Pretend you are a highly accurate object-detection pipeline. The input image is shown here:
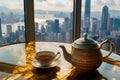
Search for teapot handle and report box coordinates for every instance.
[99,39,113,58]
[54,52,61,60]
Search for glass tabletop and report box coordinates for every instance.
[0,42,120,80]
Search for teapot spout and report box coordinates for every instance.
[59,45,72,63]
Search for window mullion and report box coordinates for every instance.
[24,0,35,43]
[73,0,82,40]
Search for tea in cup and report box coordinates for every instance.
[35,51,61,66]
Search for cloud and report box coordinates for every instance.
[114,0,120,5]
[88,0,120,11]
[47,0,66,7]
[93,0,120,7]
[96,0,115,6]
[37,0,47,2]
[35,0,73,12]
[0,0,23,9]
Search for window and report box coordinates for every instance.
[0,0,25,66]
[81,0,120,55]
[0,0,119,64]
[0,0,25,46]
[34,0,73,43]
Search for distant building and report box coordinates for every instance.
[18,26,20,31]
[84,0,91,33]
[46,20,54,33]
[100,5,109,39]
[70,12,73,28]
[66,29,73,42]
[62,17,70,32]
[108,18,114,34]
[113,18,120,31]
[41,25,45,33]
[115,36,120,54]
[22,26,24,31]
[35,22,39,32]
[90,18,99,35]
[6,25,12,37]
[0,12,5,23]
[0,18,2,39]
[35,32,42,41]
[53,19,60,33]
[58,32,66,42]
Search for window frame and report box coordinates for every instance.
[24,0,35,43]
[24,0,82,43]
[73,0,82,40]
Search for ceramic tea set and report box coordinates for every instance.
[33,33,113,72]
[32,51,61,68]
[60,33,113,72]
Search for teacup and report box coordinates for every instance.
[35,51,61,66]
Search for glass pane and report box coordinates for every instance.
[0,0,25,66]
[81,0,120,55]
[34,0,73,43]
[0,0,25,46]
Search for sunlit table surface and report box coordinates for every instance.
[0,42,120,80]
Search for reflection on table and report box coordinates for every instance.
[0,42,120,80]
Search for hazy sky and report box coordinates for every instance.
[0,0,120,12]
[0,0,23,9]
[90,0,120,11]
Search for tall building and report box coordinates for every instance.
[46,20,54,33]
[84,0,91,33]
[90,18,98,35]
[100,5,109,38]
[113,18,120,31]
[35,22,39,32]
[0,12,5,23]
[0,18,2,39]
[6,25,12,37]
[41,25,45,33]
[115,36,120,54]
[18,26,20,31]
[70,12,73,28]
[62,17,70,32]
[22,26,24,31]
[108,18,114,34]
[53,19,60,33]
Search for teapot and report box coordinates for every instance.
[59,33,113,72]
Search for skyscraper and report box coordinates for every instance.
[7,25,12,37]
[53,19,60,33]
[113,18,120,31]
[18,26,20,31]
[101,5,109,38]
[62,17,70,32]
[84,0,91,33]
[35,22,39,32]
[0,18,2,39]
[41,25,45,33]
[101,6,109,30]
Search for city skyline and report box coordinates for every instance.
[0,0,120,54]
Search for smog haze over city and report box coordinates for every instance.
[0,0,120,12]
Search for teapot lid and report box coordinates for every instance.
[72,33,99,49]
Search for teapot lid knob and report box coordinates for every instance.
[83,33,88,40]
[72,33,99,49]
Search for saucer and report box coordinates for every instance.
[31,60,60,68]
